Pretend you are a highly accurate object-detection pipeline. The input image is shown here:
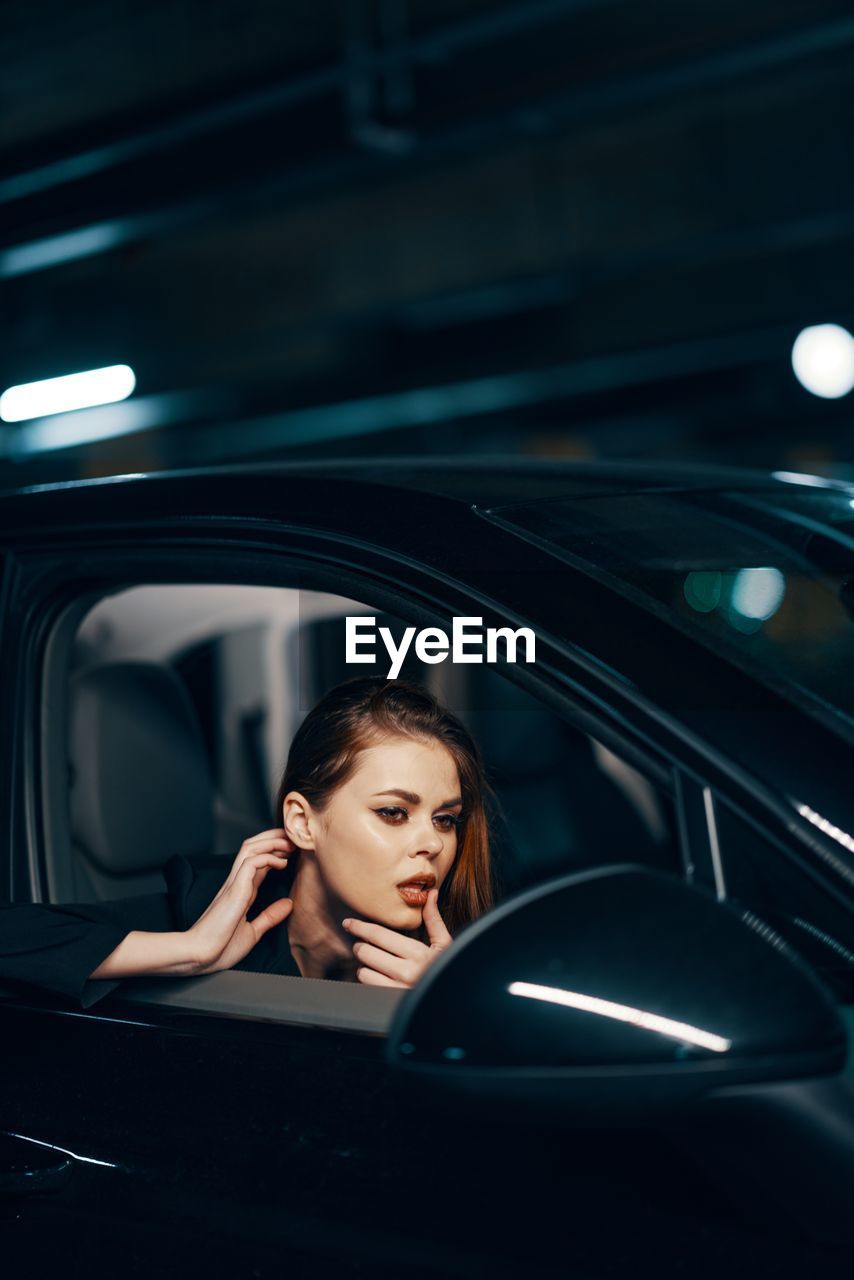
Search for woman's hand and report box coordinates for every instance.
[187,828,295,975]
[343,889,453,988]
[90,829,294,984]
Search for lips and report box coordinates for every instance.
[397,873,436,908]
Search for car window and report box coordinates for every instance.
[65,582,681,895]
[27,579,681,1026]
[443,661,678,898]
[482,488,854,737]
[715,800,854,1005]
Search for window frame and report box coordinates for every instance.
[11,533,686,1035]
[709,783,854,997]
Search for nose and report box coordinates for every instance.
[408,816,445,858]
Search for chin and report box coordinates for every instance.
[375,899,423,931]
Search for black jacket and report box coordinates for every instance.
[0,855,299,1008]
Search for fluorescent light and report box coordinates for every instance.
[0,364,136,422]
[0,223,125,278]
[508,981,731,1053]
[791,324,854,399]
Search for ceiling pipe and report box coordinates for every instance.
[2,11,852,278]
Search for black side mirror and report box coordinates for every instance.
[386,866,846,1115]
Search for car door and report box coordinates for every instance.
[1,500,851,1280]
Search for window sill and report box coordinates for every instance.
[116,969,405,1034]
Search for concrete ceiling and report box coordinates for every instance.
[1,0,853,481]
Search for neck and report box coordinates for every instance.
[286,859,359,982]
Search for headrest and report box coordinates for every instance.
[69,662,215,875]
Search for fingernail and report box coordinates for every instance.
[342,919,352,929]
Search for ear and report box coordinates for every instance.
[282,790,317,851]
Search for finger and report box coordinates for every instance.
[423,889,453,948]
[198,852,288,927]
[351,941,420,984]
[356,967,407,988]
[241,833,294,856]
[228,852,289,908]
[237,851,289,886]
[251,897,293,941]
[341,918,424,960]
[242,828,289,844]
[230,829,290,866]
[223,840,291,891]
[241,838,293,859]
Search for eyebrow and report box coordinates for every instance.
[371,789,463,808]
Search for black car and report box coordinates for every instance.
[1,458,853,1278]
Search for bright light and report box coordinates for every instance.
[508,981,731,1053]
[5,1130,118,1169]
[771,471,848,489]
[791,324,854,399]
[730,567,786,621]
[795,803,854,854]
[0,364,136,422]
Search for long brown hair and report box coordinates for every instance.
[275,676,493,933]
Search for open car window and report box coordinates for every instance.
[32,579,682,1032]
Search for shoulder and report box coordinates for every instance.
[163,854,231,930]
[163,852,295,936]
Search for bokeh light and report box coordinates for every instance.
[791,324,854,400]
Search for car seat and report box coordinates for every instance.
[68,662,216,901]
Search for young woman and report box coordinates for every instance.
[0,677,494,1006]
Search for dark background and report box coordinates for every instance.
[2,0,853,484]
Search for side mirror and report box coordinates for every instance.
[386,866,846,1115]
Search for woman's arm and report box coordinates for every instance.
[93,830,297,978]
[0,829,294,1005]
[0,893,174,1006]
[89,927,197,980]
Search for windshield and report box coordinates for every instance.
[483,485,854,735]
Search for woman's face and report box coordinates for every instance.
[290,735,462,930]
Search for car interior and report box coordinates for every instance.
[39,581,683,1019]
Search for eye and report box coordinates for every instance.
[374,806,408,823]
[434,813,462,831]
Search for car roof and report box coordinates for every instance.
[5,454,853,510]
